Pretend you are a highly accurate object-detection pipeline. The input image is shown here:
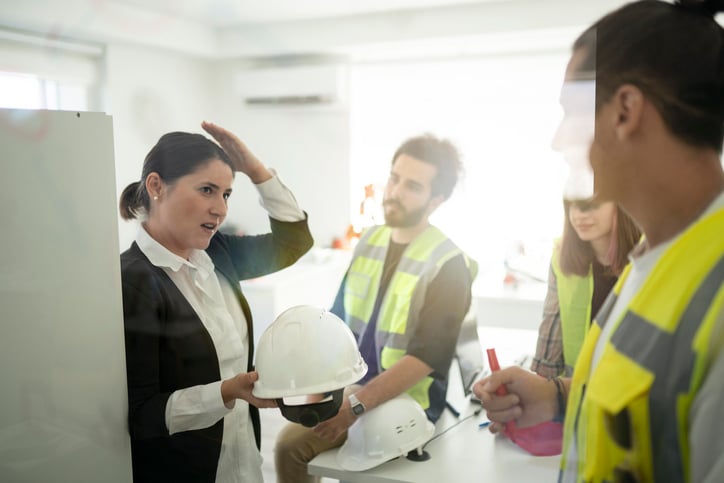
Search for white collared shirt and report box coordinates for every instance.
[135,174,304,483]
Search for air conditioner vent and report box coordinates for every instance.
[236,64,346,107]
[244,95,335,106]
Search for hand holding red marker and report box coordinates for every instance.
[485,348,515,432]
[480,348,563,456]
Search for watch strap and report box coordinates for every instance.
[349,393,366,416]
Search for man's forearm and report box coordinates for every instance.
[351,355,432,411]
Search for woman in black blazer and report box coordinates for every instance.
[119,122,313,483]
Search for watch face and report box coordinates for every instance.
[352,403,365,416]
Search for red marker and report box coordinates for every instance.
[486,348,508,396]
[486,348,514,431]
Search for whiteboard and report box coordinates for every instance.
[0,109,132,482]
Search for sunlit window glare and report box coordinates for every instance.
[350,53,571,279]
[0,71,44,109]
[0,70,88,110]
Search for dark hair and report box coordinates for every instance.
[119,132,233,220]
[391,134,463,200]
[560,201,642,277]
[573,0,724,152]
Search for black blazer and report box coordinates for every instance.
[121,216,313,483]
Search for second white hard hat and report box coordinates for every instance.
[337,393,435,471]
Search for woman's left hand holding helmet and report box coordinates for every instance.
[201,121,273,184]
[221,371,279,409]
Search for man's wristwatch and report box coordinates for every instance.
[349,393,366,417]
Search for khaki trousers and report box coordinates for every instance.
[274,420,347,483]
[274,386,360,483]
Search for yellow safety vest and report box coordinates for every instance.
[561,207,724,482]
[551,242,593,374]
[344,225,476,409]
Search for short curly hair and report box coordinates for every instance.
[391,134,463,200]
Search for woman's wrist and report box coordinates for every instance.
[220,378,237,408]
[246,165,273,184]
[549,376,567,422]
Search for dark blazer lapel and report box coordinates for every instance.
[206,245,256,372]
[207,247,262,449]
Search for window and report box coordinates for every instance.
[0,29,102,111]
[0,71,91,110]
[349,49,572,280]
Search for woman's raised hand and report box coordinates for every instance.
[202,121,272,184]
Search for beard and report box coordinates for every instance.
[383,199,429,227]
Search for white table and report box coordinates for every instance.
[308,327,560,483]
[308,402,560,483]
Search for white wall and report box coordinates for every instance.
[223,104,351,246]
[104,43,349,251]
[104,42,221,252]
[1,0,637,252]
[215,60,351,246]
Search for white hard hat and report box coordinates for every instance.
[337,393,435,471]
[253,305,367,427]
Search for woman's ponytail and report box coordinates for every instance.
[119,180,147,220]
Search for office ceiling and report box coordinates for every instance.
[112,0,509,27]
[0,0,628,59]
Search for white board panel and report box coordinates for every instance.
[0,109,132,482]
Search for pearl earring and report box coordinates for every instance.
[153,196,158,201]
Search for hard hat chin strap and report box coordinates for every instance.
[277,390,344,427]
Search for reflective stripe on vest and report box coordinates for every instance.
[551,242,593,373]
[343,225,474,409]
[561,207,724,483]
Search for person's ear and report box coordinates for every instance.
[611,84,644,141]
[145,172,164,200]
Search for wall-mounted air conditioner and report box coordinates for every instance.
[235,64,347,107]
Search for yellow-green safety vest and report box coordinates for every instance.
[561,207,724,482]
[551,241,594,375]
[343,225,476,409]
